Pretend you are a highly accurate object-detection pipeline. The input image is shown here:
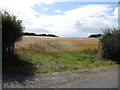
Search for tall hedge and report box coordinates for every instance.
[100,26,120,63]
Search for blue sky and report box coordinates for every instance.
[0,0,118,37]
[33,2,117,15]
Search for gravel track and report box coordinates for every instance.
[2,67,118,88]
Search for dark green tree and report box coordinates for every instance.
[2,11,24,61]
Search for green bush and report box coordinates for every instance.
[2,11,24,51]
[2,11,24,64]
[100,26,120,63]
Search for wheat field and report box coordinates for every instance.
[15,36,99,53]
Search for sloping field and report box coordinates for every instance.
[15,36,99,53]
[9,36,116,74]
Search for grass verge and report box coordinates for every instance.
[3,48,118,75]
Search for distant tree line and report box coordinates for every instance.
[89,34,102,38]
[22,32,59,37]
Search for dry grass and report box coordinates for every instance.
[15,36,99,53]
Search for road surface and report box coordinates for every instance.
[54,68,119,88]
[3,67,119,88]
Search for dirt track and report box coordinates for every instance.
[2,67,118,88]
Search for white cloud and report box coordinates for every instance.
[30,4,117,37]
[44,7,48,11]
[61,0,119,2]
[0,1,118,37]
[112,7,118,19]
[0,0,65,20]
[54,10,62,13]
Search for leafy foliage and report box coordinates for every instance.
[2,11,24,63]
[100,26,120,63]
[2,11,24,45]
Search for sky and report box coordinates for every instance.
[0,0,119,37]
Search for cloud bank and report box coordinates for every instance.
[0,0,118,37]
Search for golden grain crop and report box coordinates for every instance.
[15,36,99,53]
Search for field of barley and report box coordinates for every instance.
[15,36,99,53]
[8,36,116,75]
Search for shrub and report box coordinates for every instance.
[100,26,120,63]
[2,11,24,62]
[2,11,24,52]
[89,34,102,38]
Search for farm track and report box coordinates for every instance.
[2,67,118,88]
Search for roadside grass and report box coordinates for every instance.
[10,48,117,75]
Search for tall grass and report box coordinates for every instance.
[100,26,120,63]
